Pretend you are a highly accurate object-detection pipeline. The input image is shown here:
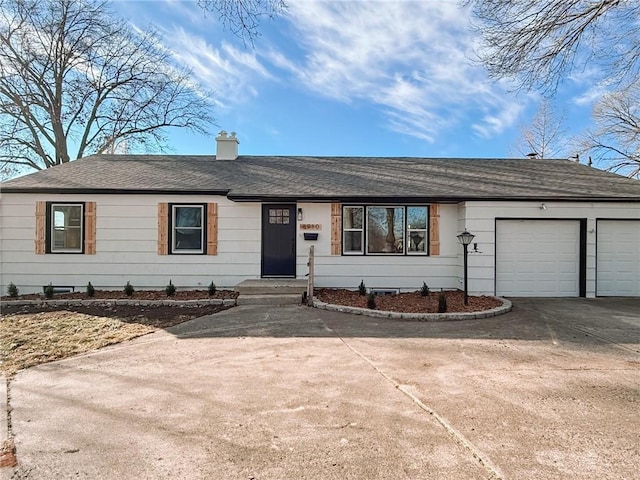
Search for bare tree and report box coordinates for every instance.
[0,0,214,173]
[465,0,640,93]
[198,0,286,45]
[583,82,640,178]
[513,99,569,159]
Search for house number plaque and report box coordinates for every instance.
[300,223,322,230]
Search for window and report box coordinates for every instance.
[268,208,290,224]
[367,206,404,254]
[171,204,204,254]
[342,205,429,255]
[343,206,364,253]
[50,203,83,253]
[407,206,428,254]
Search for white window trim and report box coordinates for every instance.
[342,206,364,254]
[406,207,429,255]
[171,204,204,254]
[50,203,84,253]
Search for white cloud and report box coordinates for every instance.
[163,28,271,108]
[131,0,521,140]
[573,84,609,106]
[264,1,519,140]
[472,99,525,138]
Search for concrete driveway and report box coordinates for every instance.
[5,298,640,479]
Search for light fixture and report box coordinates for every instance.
[540,203,547,210]
[457,229,475,305]
[297,208,303,221]
[456,229,475,246]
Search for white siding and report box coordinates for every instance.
[2,194,639,297]
[0,194,262,294]
[461,201,640,297]
[295,203,460,291]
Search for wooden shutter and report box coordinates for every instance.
[84,202,97,254]
[158,203,168,255]
[35,201,46,254]
[207,202,218,255]
[429,203,440,256]
[331,203,341,255]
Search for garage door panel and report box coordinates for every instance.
[496,220,580,297]
[597,220,640,297]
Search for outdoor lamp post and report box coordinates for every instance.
[457,229,475,305]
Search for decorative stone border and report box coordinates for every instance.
[0,298,237,307]
[312,297,512,321]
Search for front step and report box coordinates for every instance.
[236,294,303,306]
[235,279,307,306]
[235,279,307,296]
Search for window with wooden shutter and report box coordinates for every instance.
[35,201,46,254]
[158,203,168,255]
[331,203,341,255]
[429,203,440,256]
[207,202,218,255]
[85,202,96,254]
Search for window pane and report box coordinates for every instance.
[367,207,404,253]
[173,206,203,252]
[51,205,82,251]
[343,207,363,229]
[407,207,427,229]
[175,229,202,250]
[344,231,363,252]
[175,207,201,228]
[407,231,426,252]
[62,228,82,249]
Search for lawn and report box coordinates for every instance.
[0,304,229,376]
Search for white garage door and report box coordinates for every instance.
[597,220,640,297]
[496,220,580,297]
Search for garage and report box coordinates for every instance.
[496,219,584,297]
[596,220,640,296]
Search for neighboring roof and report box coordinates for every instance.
[2,155,640,202]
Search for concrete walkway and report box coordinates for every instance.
[4,298,640,479]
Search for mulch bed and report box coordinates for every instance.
[1,289,238,302]
[315,289,502,314]
[1,290,237,328]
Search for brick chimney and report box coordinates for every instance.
[215,131,239,160]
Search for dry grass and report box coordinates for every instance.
[1,311,155,377]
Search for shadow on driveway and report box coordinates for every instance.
[171,298,640,352]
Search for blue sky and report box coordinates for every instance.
[113,0,596,159]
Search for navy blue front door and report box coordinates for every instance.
[261,204,296,277]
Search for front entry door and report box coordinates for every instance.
[262,204,296,277]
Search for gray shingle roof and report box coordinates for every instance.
[2,155,640,201]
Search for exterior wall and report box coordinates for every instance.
[295,202,461,291]
[0,193,262,294]
[461,201,640,298]
[3,194,637,297]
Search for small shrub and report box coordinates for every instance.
[86,282,95,297]
[420,282,429,297]
[437,292,447,313]
[367,292,376,310]
[124,281,134,297]
[44,283,54,299]
[7,282,18,297]
[165,280,176,297]
[358,280,367,296]
[208,281,217,296]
